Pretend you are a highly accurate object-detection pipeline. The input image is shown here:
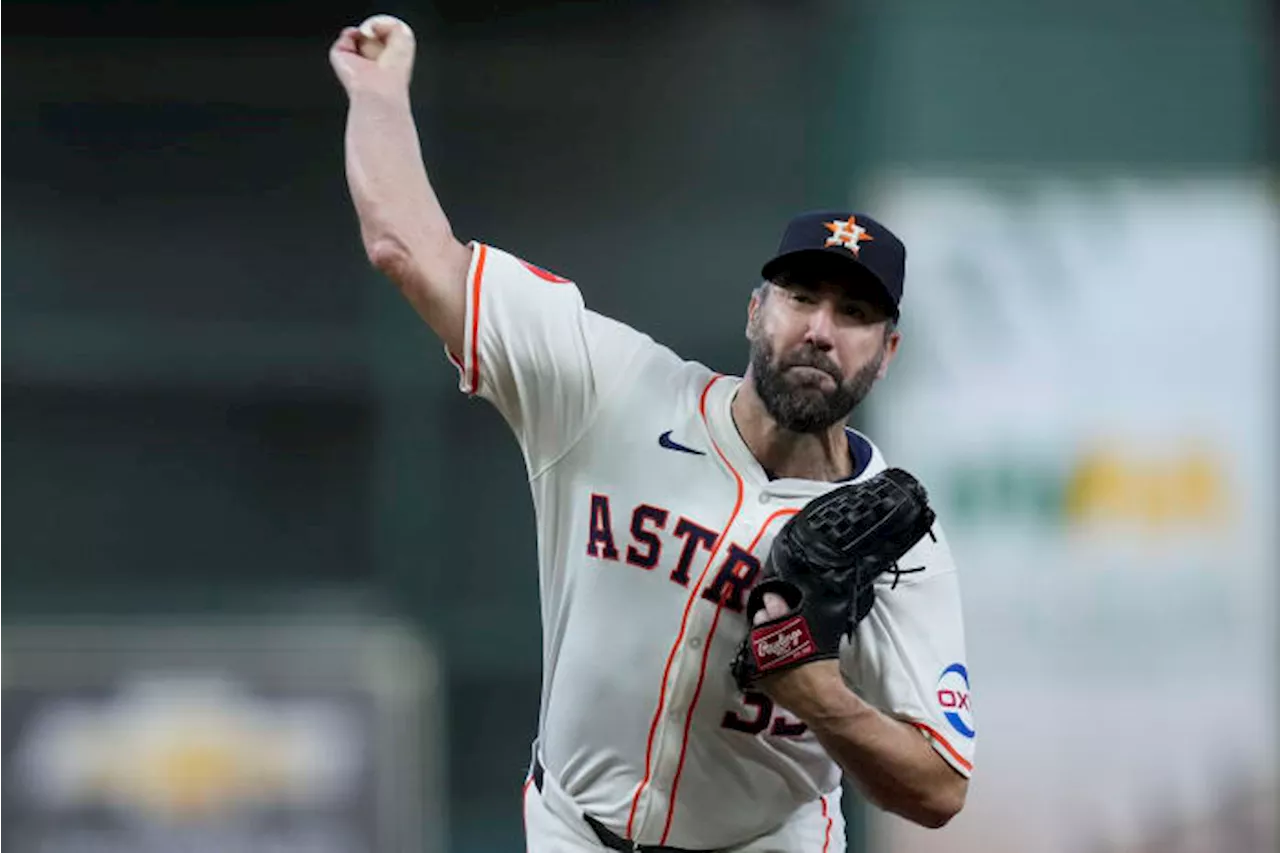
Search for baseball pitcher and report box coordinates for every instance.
[331,16,974,852]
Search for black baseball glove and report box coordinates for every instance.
[731,468,935,689]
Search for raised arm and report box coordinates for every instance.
[329,15,472,356]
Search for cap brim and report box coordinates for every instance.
[761,248,899,320]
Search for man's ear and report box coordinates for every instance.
[877,328,903,379]
[746,285,766,340]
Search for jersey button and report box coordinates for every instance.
[758,493,771,504]
[688,636,703,650]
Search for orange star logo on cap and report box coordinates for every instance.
[823,216,874,256]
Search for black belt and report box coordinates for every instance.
[531,757,715,853]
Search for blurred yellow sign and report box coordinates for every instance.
[1063,445,1228,528]
[944,442,1231,532]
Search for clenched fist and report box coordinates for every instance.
[329,14,416,97]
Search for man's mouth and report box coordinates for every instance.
[786,364,837,386]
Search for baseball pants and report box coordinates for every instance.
[523,759,846,853]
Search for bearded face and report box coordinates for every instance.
[747,294,890,433]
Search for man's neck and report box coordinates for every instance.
[730,376,853,482]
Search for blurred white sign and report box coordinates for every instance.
[867,176,1277,853]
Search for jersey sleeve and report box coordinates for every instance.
[840,521,976,777]
[447,242,653,474]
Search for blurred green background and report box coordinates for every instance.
[3,1,1274,852]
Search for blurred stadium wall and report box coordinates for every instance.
[853,4,1276,853]
[3,1,1275,852]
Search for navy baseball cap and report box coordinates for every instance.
[761,211,907,320]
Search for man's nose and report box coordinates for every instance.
[804,304,837,350]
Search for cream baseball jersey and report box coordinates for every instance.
[447,243,975,849]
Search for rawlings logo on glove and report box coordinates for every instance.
[732,468,936,689]
[750,618,817,672]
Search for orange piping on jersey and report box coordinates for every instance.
[911,721,974,773]
[467,243,488,394]
[626,374,739,838]
[521,777,534,852]
[747,507,793,548]
[658,504,799,844]
[744,509,799,553]
[658,585,729,843]
[820,795,833,853]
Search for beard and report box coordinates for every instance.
[748,333,885,434]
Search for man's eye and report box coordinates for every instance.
[841,304,868,319]
[791,291,816,304]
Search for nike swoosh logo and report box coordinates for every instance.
[658,430,705,456]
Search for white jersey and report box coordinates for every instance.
[448,243,975,849]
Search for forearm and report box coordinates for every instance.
[765,664,966,828]
[345,90,451,259]
[342,89,469,348]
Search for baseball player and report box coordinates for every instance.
[331,16,973,852]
